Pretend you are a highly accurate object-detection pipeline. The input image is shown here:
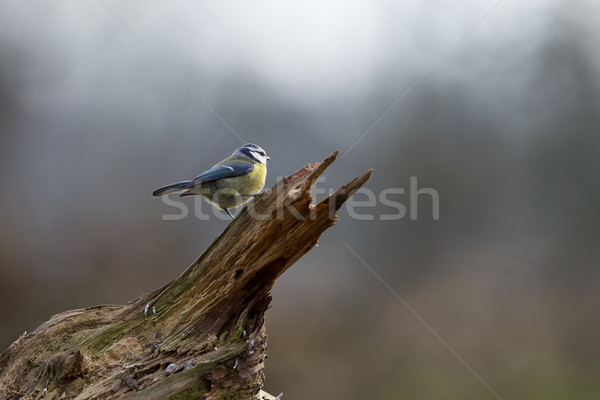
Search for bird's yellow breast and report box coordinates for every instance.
[203,157,267,209]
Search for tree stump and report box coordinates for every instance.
[0,151,372,400]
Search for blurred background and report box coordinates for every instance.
[1,0,599,398]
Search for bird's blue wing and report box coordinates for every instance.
[191,164,254,185]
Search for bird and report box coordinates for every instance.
[152,143,269,219]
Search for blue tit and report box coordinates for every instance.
[152,143,269,219]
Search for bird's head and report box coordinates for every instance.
[233,143,270,165]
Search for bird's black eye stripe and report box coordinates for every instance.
[238,148,253,158]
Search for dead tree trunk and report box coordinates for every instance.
[0,151,371,400]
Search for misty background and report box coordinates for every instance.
[1,1,599,398]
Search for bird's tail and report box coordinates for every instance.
[152,181,192,197]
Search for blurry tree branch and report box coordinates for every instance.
[0,151,372,400]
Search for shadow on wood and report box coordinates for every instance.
[0,151,372,400]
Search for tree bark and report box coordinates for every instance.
[0,151,372,400]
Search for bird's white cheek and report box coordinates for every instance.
[250,151,266,164]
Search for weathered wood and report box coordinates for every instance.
[0,151,372,400]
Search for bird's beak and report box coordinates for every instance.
[267,156,271,161]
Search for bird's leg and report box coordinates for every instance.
[223,208,235,219]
